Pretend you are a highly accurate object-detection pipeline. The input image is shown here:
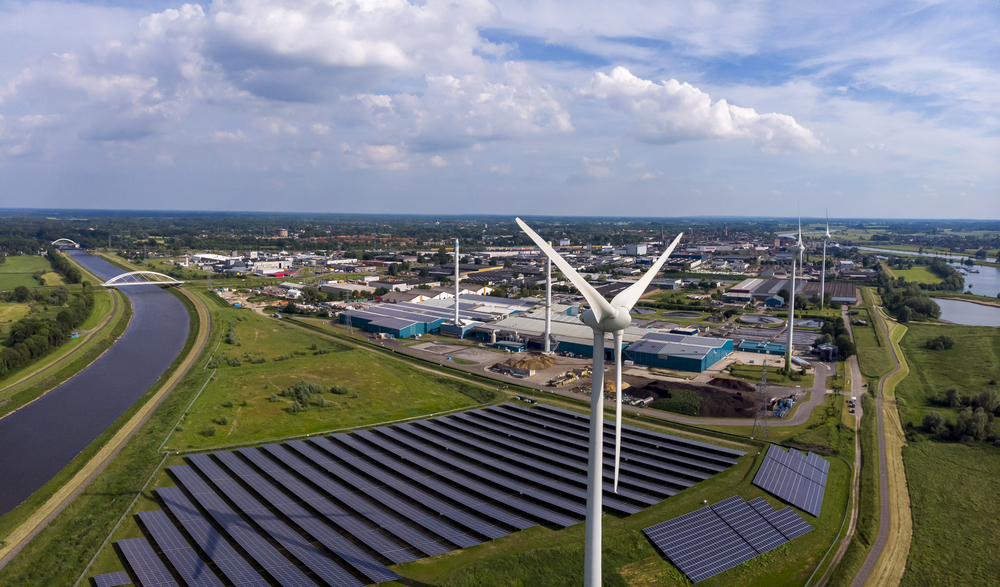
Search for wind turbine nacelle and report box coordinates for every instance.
[789,243,805,254]
[580,306,632,334]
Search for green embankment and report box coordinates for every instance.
[826,394,880,587]
[900,442,1000,586]
[727,364,816,388]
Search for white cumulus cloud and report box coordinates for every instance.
[582,67,821,152]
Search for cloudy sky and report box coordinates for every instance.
[1,0,997,218]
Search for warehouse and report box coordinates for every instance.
[737,340,788,355]
[726,278,857,304]
[339,303,494,338]
[623,332,733,373]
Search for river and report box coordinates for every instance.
[937,298,1000,327]
[856,246,997,263]
[0,251,190,515]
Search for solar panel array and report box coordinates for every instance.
[93,571,132,587]
[643,496,813,583]
[101,403,744,586]
[117,537,180,587]
[752,444,829,517]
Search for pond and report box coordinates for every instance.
[936,298,1000,327]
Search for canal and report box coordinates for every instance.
[0,252,190,515]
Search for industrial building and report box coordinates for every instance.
[623,332,734,373]
[737,340,788,355]
[338,295,533,339]
[727,278,857,304]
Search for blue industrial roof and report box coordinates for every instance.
[626,333,732,360]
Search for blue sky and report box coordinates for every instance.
[0,0,997,218]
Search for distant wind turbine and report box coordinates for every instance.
[515,218,683,587]
[820,209,831,311]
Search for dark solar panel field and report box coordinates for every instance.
[103,404,744,586]
[643,496,814,583]
[752,444,829,517]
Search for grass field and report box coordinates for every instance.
[894,322,1000,427]
[726,364,816,388]
[0,256,53,288]
[0,302,31,334]
[165,308,491,451]
[900,442,1000,586]
[885,265,943,285]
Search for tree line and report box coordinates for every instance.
[0,282,95,378]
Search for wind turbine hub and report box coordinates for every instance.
[580,306,631,333]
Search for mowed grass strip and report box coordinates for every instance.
[0,256,53,288]
[900,442,1000,587]
[884,265,944,285]
[166,308,487,451]
[895,322,1000,427]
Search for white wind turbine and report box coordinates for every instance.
[785,215,805,371]
[820,209,830,311]
[516,218,683,587]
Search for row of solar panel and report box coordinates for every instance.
[752,445,828,517]
[107,404,739,586]
[643,496,813,583]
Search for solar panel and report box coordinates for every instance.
[186,454,364,587]
[752,445,826,517]
[643,505,758,583]
[260,443,449,558]
[331,432,535,531]
[156,487,271,587]
[644,496,813,583]
[93,571,132,587]
[117,537,180,587]
[213,451,401,585]
[312,436,511,540]
[239,447,417,564]
[710,496,785,555]
[477,407,715,481]
[436,415,666,505]
[748,497,814,540]
[137,510,224,587]
[371,426,586,522]
[168,466,319,587]
[412,419,644,515]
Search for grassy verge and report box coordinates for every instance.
[826,394,879,587]
[0,290,127,420]
[0,288,202,586]
[899,442,1000,586]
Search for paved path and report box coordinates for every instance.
[851,304,902,587]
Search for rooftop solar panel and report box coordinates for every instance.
[187,454,364,587]
[117,537,180,587]
[331,432,535,531]
[168,466,319,587]
[155,487,272,587]
[311,436,510,540]
[93,571,132,587]
[260,443,449,558]
[137,510,224,587]
[213,451,401,585]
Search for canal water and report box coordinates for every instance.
[0,252,190,515]
[936,298,1000,327]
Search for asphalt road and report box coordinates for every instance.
[850,305,901,587]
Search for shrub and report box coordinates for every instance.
[330,385,349,395]
[290,401,303,413]
[223,401,233,408]
[270,393,279,402]
[217,415,228,425]
[925,335,955,351]
[200,426,216,437]
[241,400,249,407]
[314,348,331,355]
[228,357,242,367]
[252,357,266,364]
[316,395,326,408]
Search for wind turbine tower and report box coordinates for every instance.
[516,218,682,587]
[820,210,831,311]
[454,238,460,326]
[544,241,552,354]
[786,216,805,372]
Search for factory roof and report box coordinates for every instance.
[624,332,731,360]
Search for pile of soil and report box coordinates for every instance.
[622,375,757,418]
[503,352,556,371]
[709,378,756,392]
[602,377,631,393]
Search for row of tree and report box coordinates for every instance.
[46,247,84,283]
[0,283,95,378]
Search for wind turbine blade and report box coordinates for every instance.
[825,208,831,238]
[613,331,623,494]
[611,232,683,310]
[515,218,614,321]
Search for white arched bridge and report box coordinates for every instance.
[51,238,80,248]
[102,271,184,288]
